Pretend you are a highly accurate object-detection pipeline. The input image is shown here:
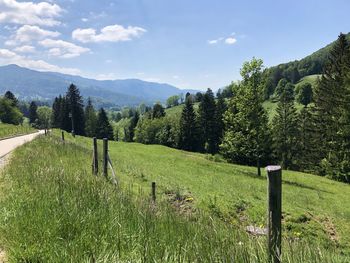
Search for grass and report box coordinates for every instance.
[51,131,350,257]
[0,123,36,139]
[0,134,347,262]
[296,74,321,89]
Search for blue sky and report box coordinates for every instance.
[0,0,350,90]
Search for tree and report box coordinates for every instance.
[127,111,139,142]
[312,33,350,179]
[0,97,23,125]
[166,95,180,108]
[84,98,97,137]
[221,58,271,175]
[198,88,217,153]
[36,106,52,129]
[272,87,300,169]
[28,101,38,125]
[195,92,203,102]
[214,92,227,152]
[296,82,313,106]
[4,91,18,107]
[179,96,200,151]
[274,78,288,98]
[66,84,85,135]
[96,108,114,140]
[152,103,165,119]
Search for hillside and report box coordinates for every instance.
[1,134,347,261]
[0,64,197,107]
[54,131,350,255]
[264,33,350,97]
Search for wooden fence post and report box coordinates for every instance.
[93,137,98,175]
[103,138,108,177]
[151,182,156,202]
[61,131,65,141]
[266,165,282,263]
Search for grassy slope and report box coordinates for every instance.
[58,131,350,255]
[2,135,345,262]
[0,123,36,139]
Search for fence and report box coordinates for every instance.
[59,130,282,262]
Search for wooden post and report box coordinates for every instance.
[44,129,47,136]
[257,157,261,176]
[93,137,98,175]
[61,131,65,141]
[266,165,282,263]
[151,182,156,202]
[103,138,108,177]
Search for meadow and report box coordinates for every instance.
[0,134,348,262]
[0,123,36,139]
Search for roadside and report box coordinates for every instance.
[0,131,44,263]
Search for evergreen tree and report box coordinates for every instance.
[127,111,139,142]
[221,58,271,175]
[4,91,18,107]
[272,85,299,169]
[96,108,114,140]
[152,103,165,119]
[28,101,38,125]
[179,97,200,151]
[198,88,217,153]
[66,84,85,135]
[214,91,227,152]
[313,33,350,178]
[51,96,61,128]
[84,98,97,137]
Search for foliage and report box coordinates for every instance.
[66,84,85,136]
[272,87,300,169]
[96,108,114,140]
[0,97,23,125]
[36,106,52,129]
[152,103,165,119]
[84,98,97,137]
[296,82,313,106]
[28,101,38,125]
[166,95,180,108]
[179,97,200,151]
[221,58,271,170]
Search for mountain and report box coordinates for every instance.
[0,64,197,107]
[264,32,350,98]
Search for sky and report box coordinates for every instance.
[0,0,350,91]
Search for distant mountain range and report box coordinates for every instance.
[0,64,198,107]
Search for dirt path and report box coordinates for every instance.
[0,131,44,160]
[0,130,44,262]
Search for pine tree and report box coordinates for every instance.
[198,88,217,153]
[66,84,85,135]
[214,91,227,152]
[272,85,299,169]
[28,101,38,125]
[96,108,114,140]
[4,91,18,107]
[84,98,97,137]
[152,103,165,119]
[128,111,139,142]
[221,58,271,175]
[313,33,350,178]
[179,97,200,151]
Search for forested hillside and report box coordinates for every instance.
[263,33,350,98]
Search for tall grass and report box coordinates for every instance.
[0,123,36,139]
[0,136,348,262]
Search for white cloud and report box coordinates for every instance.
[14,45,35,53]
[72,24,146,43]
[0,48,80,74]
[0,0,63,26]
[11,25,60,43]
[81,18,88,22]
[208,37,223,45]
[225,37,237,45]
[39,39,90,58]
[95,72,117,80]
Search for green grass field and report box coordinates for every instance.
[0,123,36,139]
[0,134,347,262]
[54,131,350,255]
